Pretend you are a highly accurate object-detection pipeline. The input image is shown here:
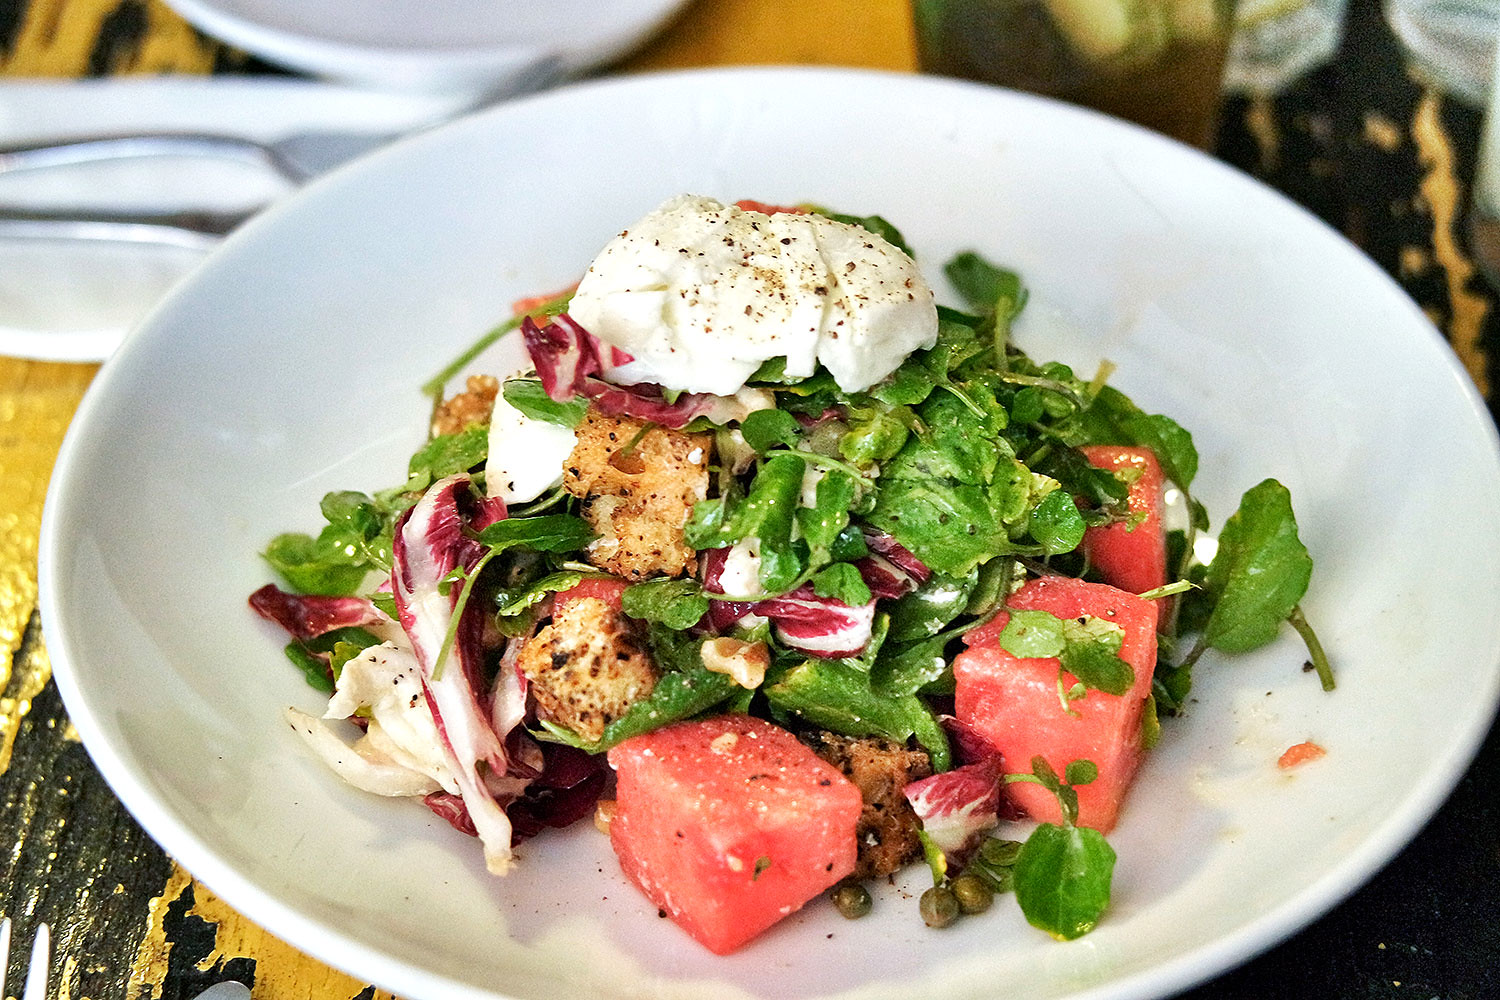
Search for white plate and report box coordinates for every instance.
[40,68,1500,1000]
[160,0,689,94]
[0,79,476,362]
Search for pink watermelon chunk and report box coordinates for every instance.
[607,715,861,954]
[954,577,1158,832]
[1078,445,1167,595]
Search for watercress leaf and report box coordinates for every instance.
[685,497,735,550]
[1202,479,1313,654]
[868,360,939,407]
[943,251,1026,320]
[866,479,1014,576]
[1029,755,1062,790]
[1058,635,1133,696]
[829,523,870,562]
[501,378,589,427]
[621,578,710,630]
[494,570,586,616]
[764,658,951,770]
[797,470,858,558]
[1009,386,1045,426]
[1000,609,1066,658]
[283,642,335,692]
[407,424,489,491]
[965,557,1015,616]
[263,532,369,596]
[1063,386,1198,491]
[1013,823,1116,940]
[811,562,873,606]
[887,569,979,641]
[883,390,1000,485]
[1029,489,1086,554]
[740,408,802,452]
[476,513,594,554]
[870,633,951,698]
[839,411,910,465]
[732,453,807,593]
[1064,759,1099,786]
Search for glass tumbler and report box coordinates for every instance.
[911,0,1236,148]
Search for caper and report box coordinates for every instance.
[919,886,960,928]
[831,882,872,919]
[950,873,994,914]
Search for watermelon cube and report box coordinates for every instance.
[1078,445,1167,595]
[955,577,1158,832]
[607,715,861,954]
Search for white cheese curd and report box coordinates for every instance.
[486,385,575,504]
[567,195,939,395]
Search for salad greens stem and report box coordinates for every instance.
[997,372,1089,411]
[421,289,573,399]
[762,447,872,482]
[1288,605,1335,691]
[423,317,522,401]
[432,548,499,681]
[509,484,570,516]
[938,381,988,419]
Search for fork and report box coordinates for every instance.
[0,128,398,248]
[0,918,50,1000]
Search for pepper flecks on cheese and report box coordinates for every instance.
[567,195,940,396]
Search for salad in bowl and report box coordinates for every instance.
[251,194,1327,954]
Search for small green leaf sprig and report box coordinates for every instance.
[1006,757,1116,940]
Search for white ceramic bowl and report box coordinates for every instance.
[160,0,689,95]
[40,68,1500,1000]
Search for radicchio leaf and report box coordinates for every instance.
[755,586,877,658]
[904,748,1005,861]
[393,474,524,874]
[856,532,932,600]
[249,584,390,641]
[520,314,716,430]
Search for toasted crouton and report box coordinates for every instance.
[431,374,499,436]
[562,408,712,580]
[801,731,932,879]
[518,596,659,743]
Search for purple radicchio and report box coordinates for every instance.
[392,474,527,874]
[903,718,1008,863]
[855,532,931,600]
[701,548,877,658]
[249,584,391,641]
[521,314,718,430]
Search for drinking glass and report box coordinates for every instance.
[910,0,1236,148]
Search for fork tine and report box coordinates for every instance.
[21,923,47,1000]
[0,916,11,998]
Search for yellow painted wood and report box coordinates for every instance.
[0,0,226,77]
[622,0,917,72]
[0,358,95,773]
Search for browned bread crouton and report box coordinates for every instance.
[431,374,499,436]
[561,408,712,580]
[801,731,933,879]
[518,596,660,744]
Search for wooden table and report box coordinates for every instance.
[1,1,1496,997]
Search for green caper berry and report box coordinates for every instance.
[919,886,960,928]
[831,882,872,919]
[950,873,994,914]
